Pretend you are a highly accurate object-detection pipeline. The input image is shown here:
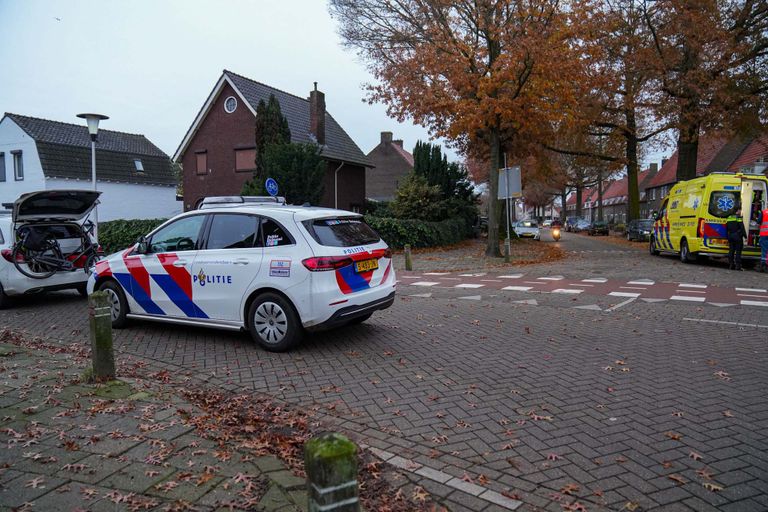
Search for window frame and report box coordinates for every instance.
[0,152,5,182]
[11,150,23,181]
[259,216,296,248]
[147,214,208,254]
[234,147,257,173]
[134,159,144,172]
[202,213,261,250]
[195,150,208,176]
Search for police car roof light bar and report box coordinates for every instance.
[198,196,287,209]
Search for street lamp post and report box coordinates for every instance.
[77,113,108,239]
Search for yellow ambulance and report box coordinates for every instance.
[650,172,768,263]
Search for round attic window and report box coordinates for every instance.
[224,96,237,113]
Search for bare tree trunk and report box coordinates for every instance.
[486,127,502,257]
[676,121,700,182]
[625,110,641,222]
[561,188,567,222]
[576,187,583,218]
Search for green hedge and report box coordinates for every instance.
[98,218,167,254]
[364,215,472,249]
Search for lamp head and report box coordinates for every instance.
[77,113,109,141]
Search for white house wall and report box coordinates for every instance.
[0,118,45,206]
[46,179,181,221]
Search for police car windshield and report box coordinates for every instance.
[303,218,381,247]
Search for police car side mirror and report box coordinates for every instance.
[135,236,149,254]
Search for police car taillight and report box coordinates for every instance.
[1,249,22,263]
[302,256,353,271]
[383,248,392,259]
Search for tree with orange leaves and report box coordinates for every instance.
[642,0,768,181]
[329,0,584,256]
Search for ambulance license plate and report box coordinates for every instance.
[355,259,379,273]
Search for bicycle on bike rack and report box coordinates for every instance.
[11,220,103,279]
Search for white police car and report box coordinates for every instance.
[87,198,396,352]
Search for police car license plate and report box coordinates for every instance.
[355,259,378,273]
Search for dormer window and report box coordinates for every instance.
[134,159,144,172]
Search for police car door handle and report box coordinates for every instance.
[172,260,188,267]
[233,258,250,265]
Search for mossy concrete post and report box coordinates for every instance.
[89,291,115,381]
[305,433,360,512]
[404,244,413,271]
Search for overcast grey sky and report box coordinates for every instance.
[0,0,670,171]
[0,0,460,161]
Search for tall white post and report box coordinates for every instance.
[91,140,99,240]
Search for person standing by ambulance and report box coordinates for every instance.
[726,208,747,271]
[760,205,768,273]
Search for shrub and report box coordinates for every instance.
[98,218,167,254]
[365,215,472,249]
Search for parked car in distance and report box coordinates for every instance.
[88,200,396,352]
[574,219,592,232]
[513,220,541,240]
[565,217,579,232]
[627,219,654,241]
[542,220,552,228]
[0,190,101,309]
[588,220,609,236]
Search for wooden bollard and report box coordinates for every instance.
[305,433,360,512]
[89,291,115,381]
[404,244,413,271]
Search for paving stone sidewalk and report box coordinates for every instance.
[0,341,312,511]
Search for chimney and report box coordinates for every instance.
[393,139,404,147]
[310,82,326,145]
[661,158,668,167]
[380,131,393,144]
[649,163,658,173]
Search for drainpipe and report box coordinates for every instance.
[334,162,344,209]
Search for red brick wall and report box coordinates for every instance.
[320,162,366,212]
[181,82,256,210]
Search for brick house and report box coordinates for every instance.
[365,132,414,201]
[174,70,371,211]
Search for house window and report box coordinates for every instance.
[650,189,656,200]
[0,152,5,182]
[11,151,23,181]
[235,148,256,172]
[224,96,238,114]
[134,159,144,172]
[195,150,208,175]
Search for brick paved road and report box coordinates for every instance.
[2,232,767,511]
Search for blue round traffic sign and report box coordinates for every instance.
[265,178,278,197]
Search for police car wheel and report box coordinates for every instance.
[649,237,660,256]
[76,284,88,297]
[0,282,9,310]
[248,293,302,352]
[97,280,128,328]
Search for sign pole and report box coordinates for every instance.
[504,155,511,263]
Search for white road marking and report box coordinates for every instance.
[513,299,538,305]
[641,298,667,303]
[459,273,486,277]
[409,293,433,298]
[538,276,565,281]
[400,276,422,279]
[609,291,640,298]
[582,278,608,283]
[620,286,647,290]
[573,304,602,311]
[670,295,706,302]
[678,283,707,288]
[684,318,768,329]
[707,303,737,307]
[499,274,524,279]
[674,290,706,294]
[552,289,584,294]
[735,287,768,293]
[605,297,636,312]
[455,283,484,289]
[628,280,655,285]
[737,293,768,299]
[502,286,533,292]
[458,295,482,300]
[741,300,768,307]
[523,281,541,285]
[571,284,595,287]
[440,277,461,280]
[480,279,502,283]
[411,282,440,287]
[424,272,451,275]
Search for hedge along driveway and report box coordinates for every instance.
[98,218,167,254]
[99,214,473,255]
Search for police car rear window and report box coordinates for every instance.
[303,218,381,247]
